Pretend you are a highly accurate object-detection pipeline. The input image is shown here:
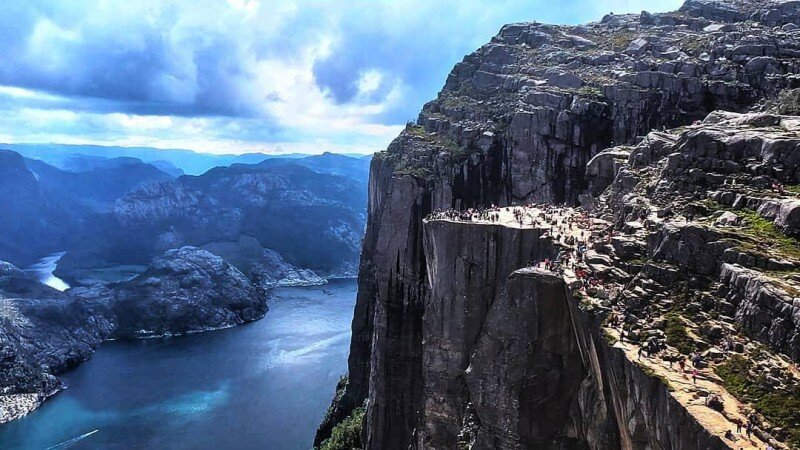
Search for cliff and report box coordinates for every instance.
[318,1,800,449]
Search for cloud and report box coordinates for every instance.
[0,0,683,154]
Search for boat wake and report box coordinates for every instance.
[46,429,99,449]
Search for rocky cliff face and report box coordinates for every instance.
[0,247,267,423]
[409,207,746,449]
[319,1,800,449]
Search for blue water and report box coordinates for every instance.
[0,280,357,450]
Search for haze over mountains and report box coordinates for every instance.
[2,143,370,176]
[0,145,371,283]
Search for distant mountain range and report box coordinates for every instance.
[0,150,175,265]
[0,147,372,284]
[1,143,372,176]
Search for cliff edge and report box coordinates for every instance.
[317,1,800,449]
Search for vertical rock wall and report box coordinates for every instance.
[316,1,800,448]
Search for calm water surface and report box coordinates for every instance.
[0,280,357,450]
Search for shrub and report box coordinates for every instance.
[665,313,694,355]
[319,407,365,450]
[716,356,800,448]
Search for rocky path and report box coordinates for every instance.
[609,330,773,449]
[431,197,797,449]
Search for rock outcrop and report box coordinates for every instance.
[319,1,800,449]
[0,247,267,423]
[109,247,267,339]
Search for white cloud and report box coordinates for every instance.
[0,0,684,155]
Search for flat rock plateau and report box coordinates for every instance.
[316,1,800,449]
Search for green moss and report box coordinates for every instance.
[682,36,710,54]
[716,356,800,448]
[576,86,603,99]
[703,201,800,262]
[395,166,433,179]
[602,328,618,345]
[735,209,800,261]
[638,363,675,392]
[665,313,695,355]
[319,407,365,450]
[778,88,800,116]
[607,31,635,51]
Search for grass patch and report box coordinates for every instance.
[638,363,675,392]
[785,185,800,196]
[395,165,433,179]
[665,313,695,355]
[735,209,800,261]
[716,356,800,448]
[576,86,603,99]
[392,123,478,180]
[602,328,618,345]
[319,407,365,450]
[607,31,635,51]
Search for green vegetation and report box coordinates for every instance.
[736,209,800,261]
[715,356,800,447]
[665,313,695,355]
[395,165,434,179]
[319,407,365,450]
[607,31,635,51]
[392,123,479,180]
[637,363,674,392]
[682,36,710,54]
[702,201,800,262]
[576,86,603,99]
[778,88,800,116]
[602,328,618,345]
[785,184,800,196]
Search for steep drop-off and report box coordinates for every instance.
[318,1,800,449]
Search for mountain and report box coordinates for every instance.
[0,151,82,265]
[24,156,175,213]
[317,1,800,449]
[258,152,372,181]
[55,154,369,283]
[2,143,366,176]
[0,150,176,266]
[58,154,185,178]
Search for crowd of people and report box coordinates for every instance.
[428,202,775,449]
[429,204,614,293]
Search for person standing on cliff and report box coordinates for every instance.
[732,417,742,434]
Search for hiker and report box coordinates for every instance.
[745,421,752,438]
[678,358,686,373]
[692,369,698,384]
[724,430,734,441]
[732,417,742,434]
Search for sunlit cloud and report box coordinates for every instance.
[0,0,683,155]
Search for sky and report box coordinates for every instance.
[0,0,683,156]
